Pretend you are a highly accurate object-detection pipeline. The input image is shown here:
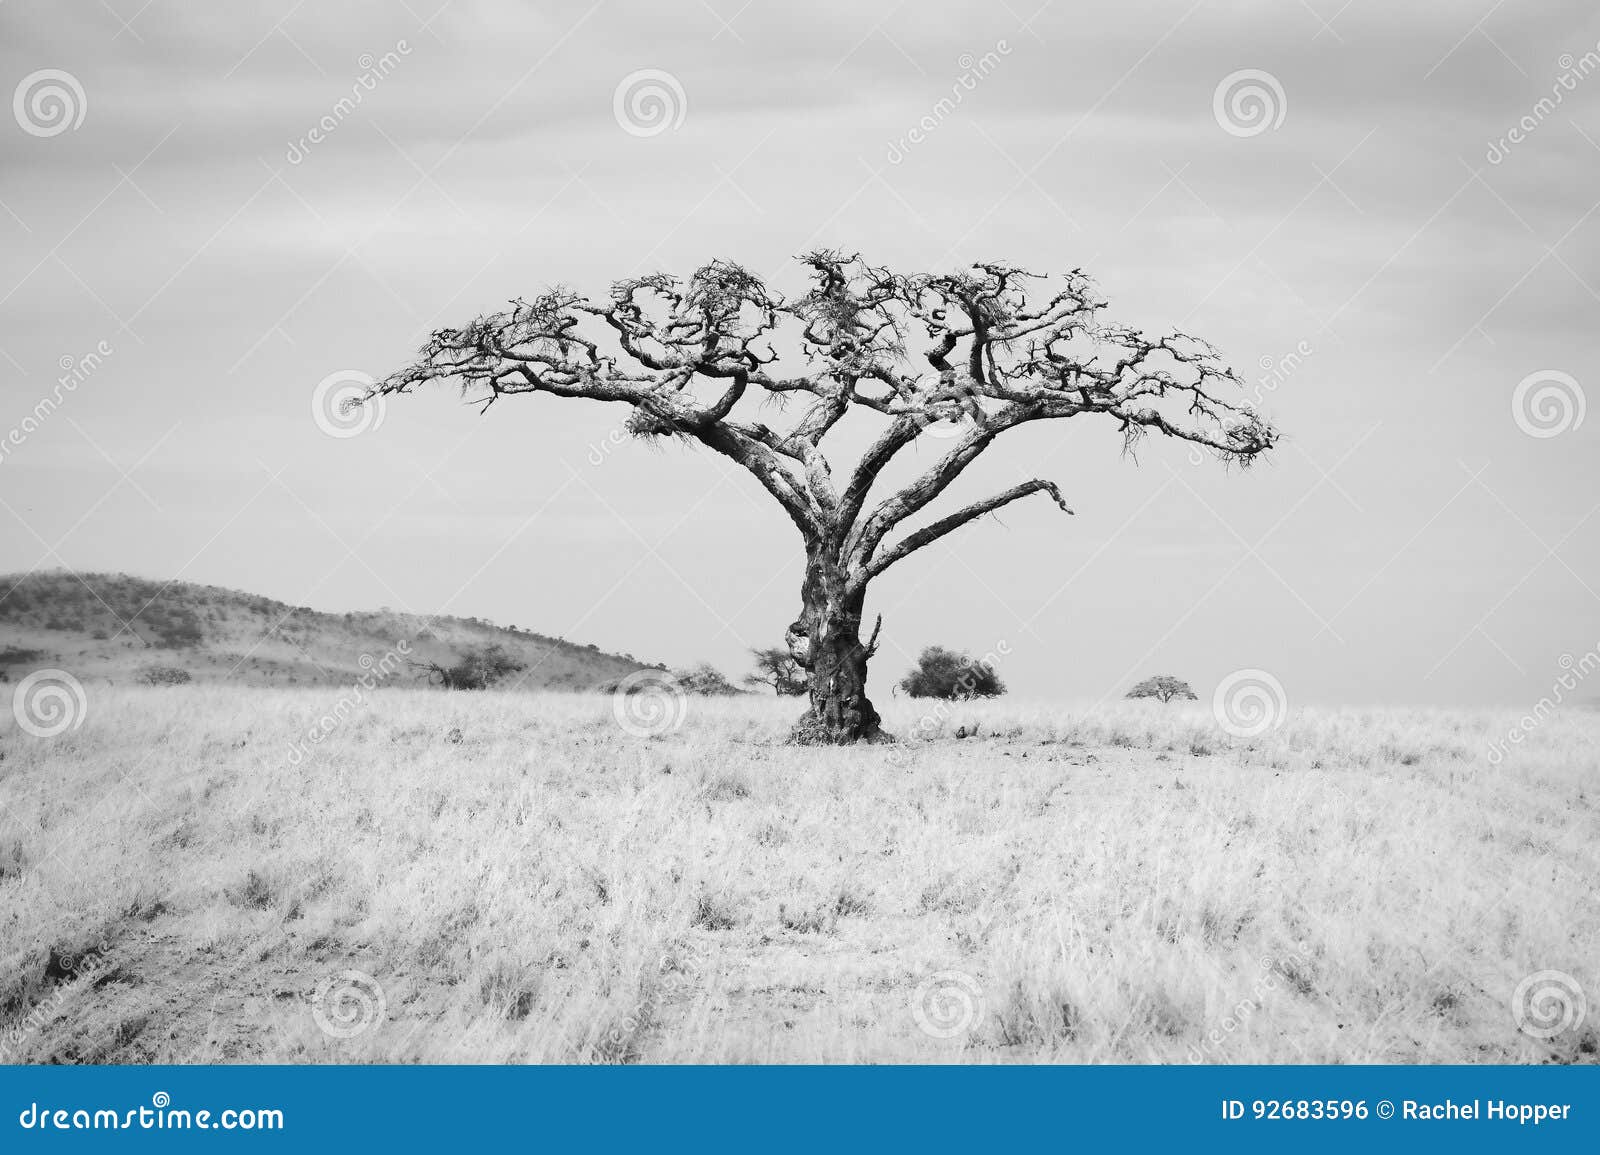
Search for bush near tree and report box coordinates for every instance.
[897,646,1006,701]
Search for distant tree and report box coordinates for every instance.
[898,646,1005,701]
[416,643,525,690]
[744,645,807,696]
[1125,675,1197,703]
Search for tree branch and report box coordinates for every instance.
[856,479,1073,588]
[371,255,1276,569]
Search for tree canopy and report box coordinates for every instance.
[1125,675,1199,703]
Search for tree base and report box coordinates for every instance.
[788,710,892,747]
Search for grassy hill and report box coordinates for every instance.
[0,570,658,691]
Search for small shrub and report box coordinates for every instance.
[692,893,738,931]
[833,887,870,918]
[779,903,830,934]
[227,870,277,910]
[478,958,538,1021]
[996,979,1082,1047]
[137,665,192,686]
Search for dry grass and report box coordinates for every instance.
[1,686,1596,1063]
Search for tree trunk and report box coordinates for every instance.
[786,545,882,744]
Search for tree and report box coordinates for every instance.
[415,643,525,690]
[1125,674,1198,703]
[898,645,1006,700]
[372,253,1276,743]
[744,645,808,696]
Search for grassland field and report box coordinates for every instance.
[1,687,1596,1063]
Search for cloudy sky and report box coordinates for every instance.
[1,0,1596,706]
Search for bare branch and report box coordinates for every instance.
[373,253,1274,559]
[858,479,1073,587]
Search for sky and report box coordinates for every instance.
[1,0,1597,707]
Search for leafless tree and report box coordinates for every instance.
[372,252,1276,743]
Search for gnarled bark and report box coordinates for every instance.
[786,546,883,743]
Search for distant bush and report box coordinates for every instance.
[597,663,744,696]
[673,663,744,696]
[0,646,47,683]
[137,665,193,686]
[898,646,1005,701]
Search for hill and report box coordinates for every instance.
[0,570,658,691]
